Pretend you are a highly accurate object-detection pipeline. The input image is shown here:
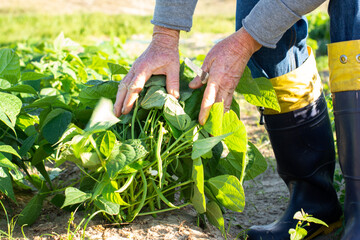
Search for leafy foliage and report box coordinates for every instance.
[0,33,279,235]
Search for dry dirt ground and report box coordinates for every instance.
[0,1,342,239]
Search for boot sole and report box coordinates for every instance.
[305,218,343,240]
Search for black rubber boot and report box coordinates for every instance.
[247,94,343,240]
[333,91,360,240]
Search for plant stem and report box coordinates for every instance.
[137,202,190,216]
[131,99,139,139]
[156,122,164,188]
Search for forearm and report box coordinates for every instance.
[151,0,198,32]
[243,0,326,48]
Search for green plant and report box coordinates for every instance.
[0,200,29,239]
[289,209,328,240]
[0,33,280,236]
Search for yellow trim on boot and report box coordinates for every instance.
[264,47,322,115]
[328,40,360,93]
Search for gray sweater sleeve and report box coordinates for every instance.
[242,0,326,48]
[151,0,198,32]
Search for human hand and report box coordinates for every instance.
[189,27,262,125]
[114,26,180,117]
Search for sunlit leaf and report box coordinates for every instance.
[0,49,20,84]
[62,187,92,208]
[85,98,119,133]
[94,196,120,215]
[140,86,167,110]
[207,175,245,212]
[192,132,232,160]
[164,95,191,131]
[0,92,22,133]
[191,158,206,214]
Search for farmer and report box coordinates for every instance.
[113,0,360,239]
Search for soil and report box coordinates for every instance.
[0,1,342,239]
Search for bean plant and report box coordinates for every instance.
[0,33,280,235]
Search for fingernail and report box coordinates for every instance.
[174,90,180,99]
[200,112,210,125]
[121,106,125,114]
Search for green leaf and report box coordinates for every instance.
[80,152,101,169]
[184,89,202,121]
[203,102,224,137]
[192,132,232,160]
[106,140,148,178]
[17,194,45,226]
[21,72,46,81]
[191,158,206,214]
[206,201,226,235]
[140,86,167,110]
[0,153,18,170]
[23,96,71,111]
[62,187,92,208]
[99,131,116,158]
[236,67,280,111]
[0,167,16,202]
[0,79,11,89]
[53,32,81,52]
[32,144,53,166]
[41,109,72,144]
[230,97,241,119]
[85,98,120,133]
[0,144,21,159]
[2,84,38,94]
[0,49,20,84]
[289,227,308,240]
[207,175,245,212]
[94,196,120,215]
[144,75,166,88]
[0,92,22,133]
[33,161,52,191]
[223,111,247,153]
[107,62,128,75]
[235,67,260,95]
[244,142,267,181]
[79,81,119,107]
[305,216,328,226]
[18,134,38,158]
[217,151,245,179]
[164,95,191,131]
[102,181,129,206]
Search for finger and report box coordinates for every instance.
[189,75,203,89]
[165,66,180,98]
[122,71,150,115]
[189,58,211,89]
[113,82,128,117]
[113,72,133,117]
[215,83,232,110]
[223,95,233,112]
[199,81,218,125]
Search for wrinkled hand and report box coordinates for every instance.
[114,26,180,117]
[189,27,262,125]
